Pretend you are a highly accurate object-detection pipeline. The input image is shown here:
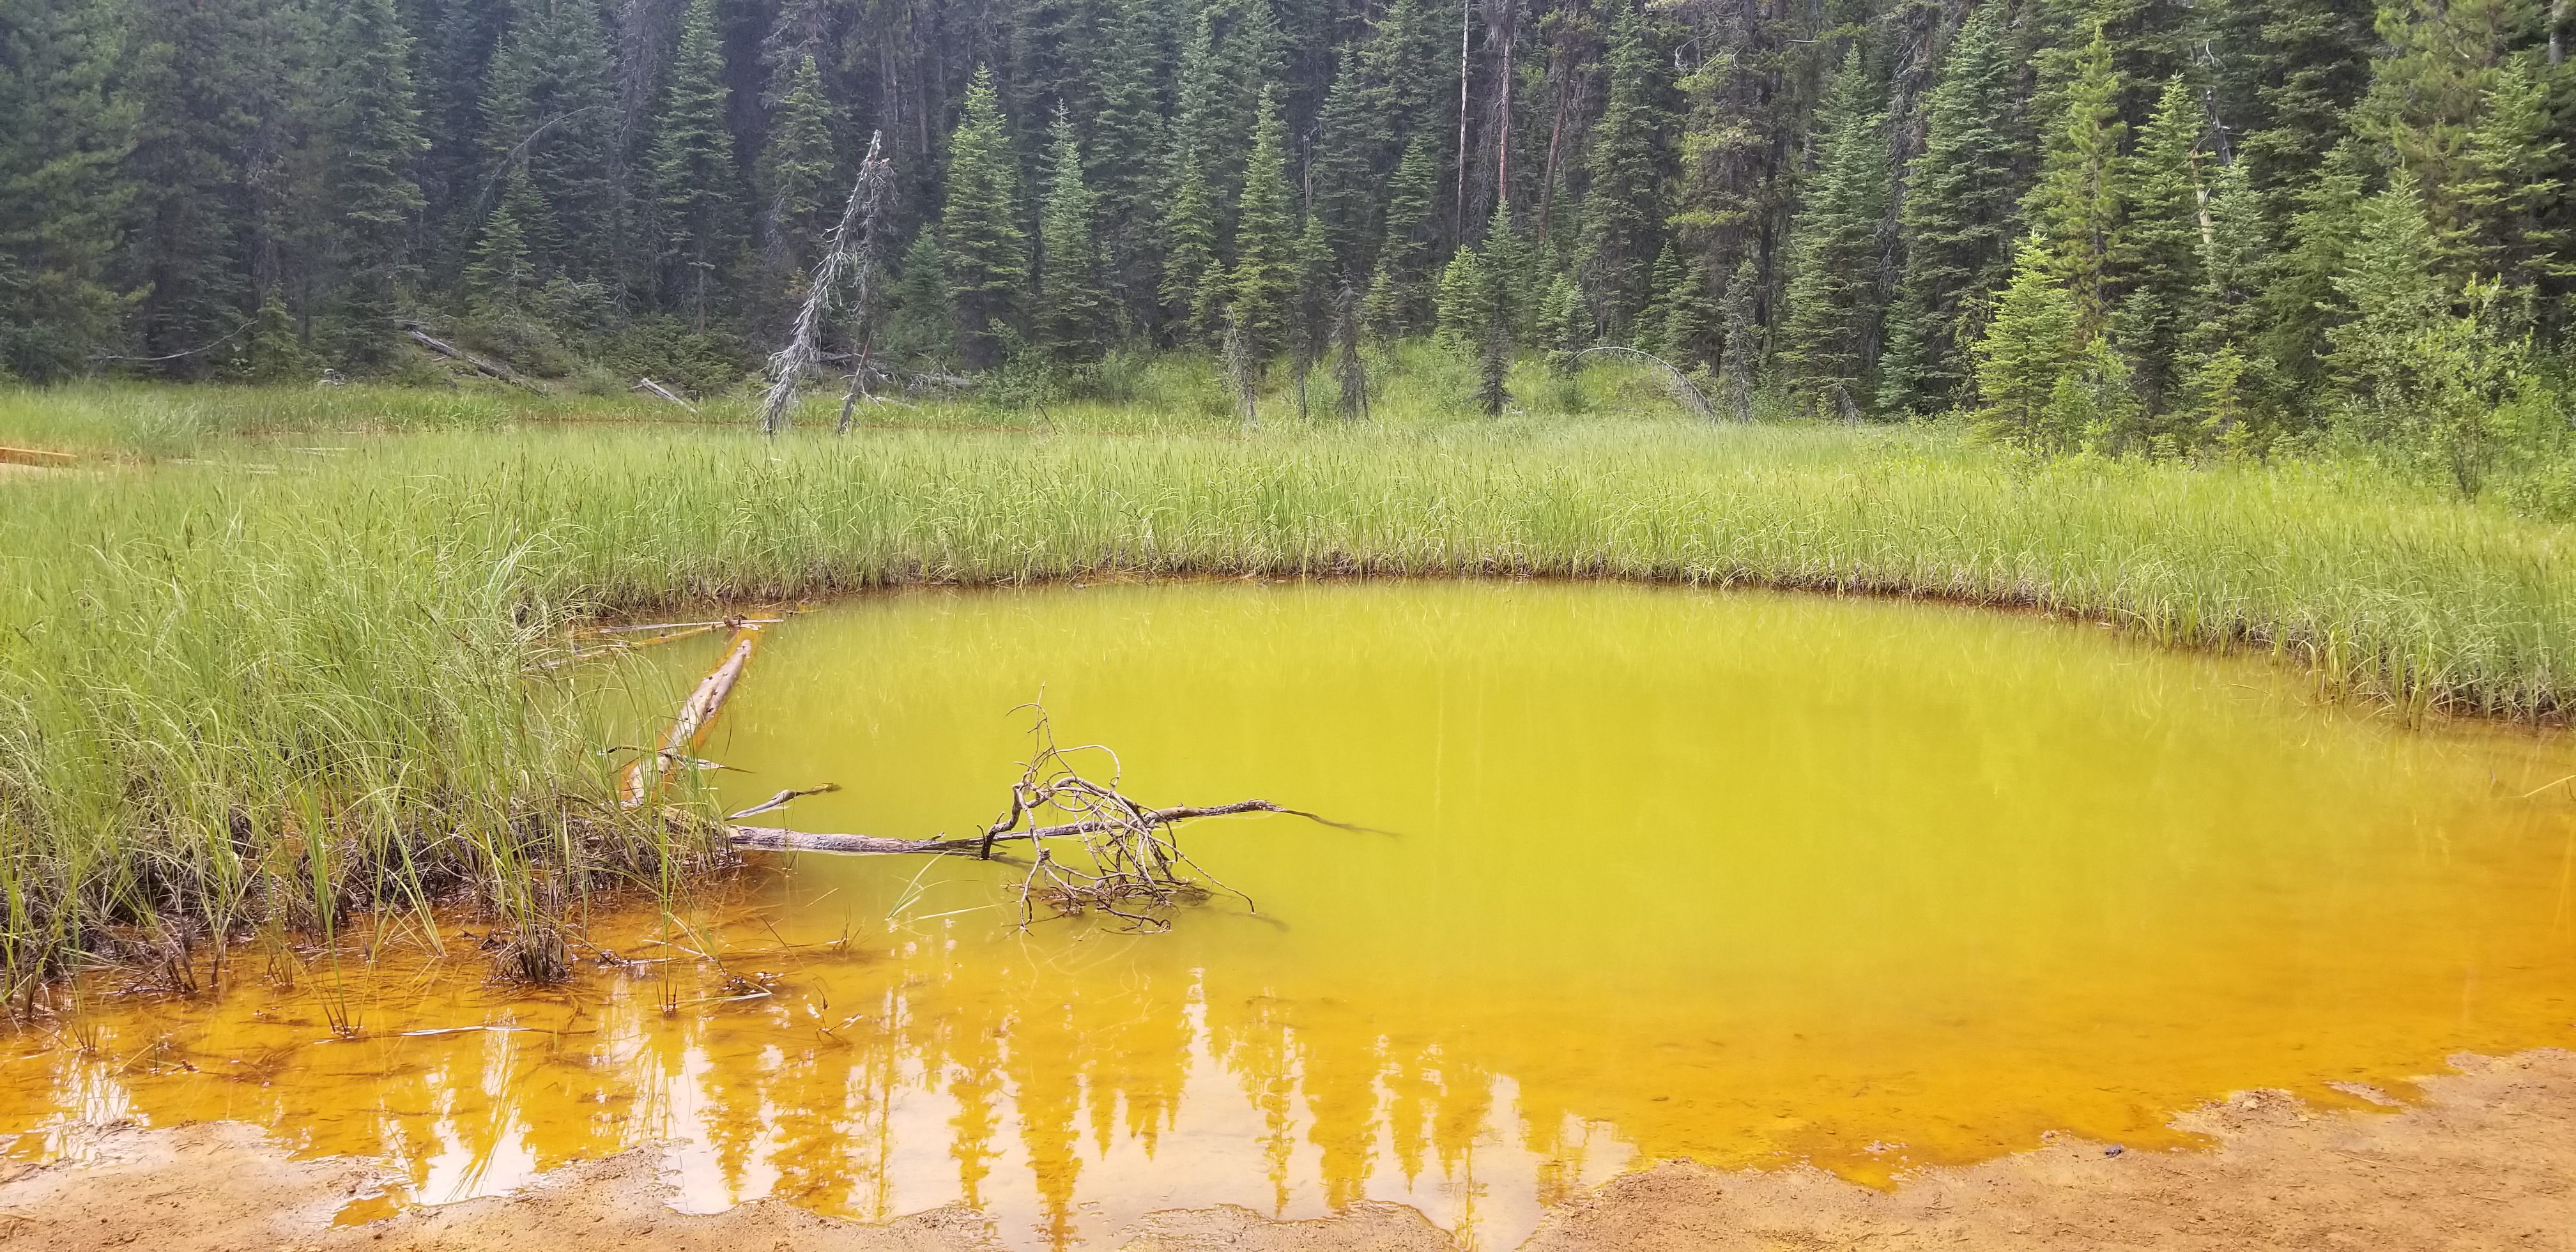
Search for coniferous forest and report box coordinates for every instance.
[2,0,2572,477]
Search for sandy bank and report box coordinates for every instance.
[7,1048,2572,1251]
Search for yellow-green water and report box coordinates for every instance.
[8,581,2575,1249]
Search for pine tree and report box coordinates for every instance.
[479,0,618,286]
[2325,171,2449,420]
[316,0,427,362]
[1036,112,1107,363]
[1376,134,1442,333]
[119,0,263,371]
[1881,3,2024,415]
[1973,238,2085,452]
[2454,57,2570,305]
[2182,160,2280,431]
[0,0,132,379]
[2200,0,2375,217]
[2110,76,2207,416]
[1775,49,1891,420]
[1536,268,1588,373]
[1308,60,1378,276]
[2258,142,2369,418]
[2354,0,2529,264]
[940,68,1029,370]
[468,165,546,309]
[1636,243,1683,355]
[759,55,839,286]
[1577,1,1670,341]
[652,0,742,327]
[1434,248,1488,350]
[2028,24,2124,341]
[1091,0,1173,333]
[1293,213,1336,373]
[884,229,951,362]
[1226,100,1298,363]
[1160,155,1219,344]
[1661,254,1718,368]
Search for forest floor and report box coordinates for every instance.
[6,1048,2570,1251]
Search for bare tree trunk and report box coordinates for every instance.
[1455,0,1471,245]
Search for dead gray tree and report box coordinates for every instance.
[1575,345,1726,423]
[759,132,896,438]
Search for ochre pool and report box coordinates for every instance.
[6,581,2574,1248]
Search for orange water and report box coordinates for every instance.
[6,581,2574,1248]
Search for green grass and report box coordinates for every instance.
[1,378,2571,1000]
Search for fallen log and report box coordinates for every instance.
[632,377,698,411]
[728,799,1296,855]
[401,323,549,395]
[621,622,767,807]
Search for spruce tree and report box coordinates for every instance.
[1880,3,2023,415]
[1091,0,1173,332]
[479,0,618,286]
[1715,252,1764,419]
[884,229,951,362]
[119,0,262,370]
[759,55,839,285]
[1308,61,1379,276]
[1434,248,1488,350]
[1536,269,1588,373]
[1636,243,1683,355]
[1227,102,1298,363]
[1973,238,2084,452]
[940,68,1029,370]
[2454,58,2570,306]
[1775,49,1892,420]
[0,0,132,379]
[653,0,742,328]
[2028,25,2124,341]
[1661,255,1718,369]
[468,165,546,310]
[2324,172,2448,421]
[1036,112,1107,363]
[2259,143,2370,418]
[1577,1,1669,341]
[315,0,426,363]
[1376,135,1442,333]
[1160,156,1220,344]
[2110,77,2207,417]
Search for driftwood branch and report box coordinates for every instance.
[1575,345,1724,422]
[726,703,1313,931]
[729,800,1297,854]
[402,323,548,394]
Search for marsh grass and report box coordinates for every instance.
[1,380,2571,998]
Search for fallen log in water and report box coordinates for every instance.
[728,798,1296,856]
[620,621,767,807]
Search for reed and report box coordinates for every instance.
[1,386,2570,996]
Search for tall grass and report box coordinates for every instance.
[1,400,2570,998]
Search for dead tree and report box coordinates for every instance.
[728,705,1331,931]
[759,132,896,438]
[1575,345,1726,423]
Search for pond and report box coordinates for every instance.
[6,581,2573,1249]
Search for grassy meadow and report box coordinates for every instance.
[1,365,2571,1001]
